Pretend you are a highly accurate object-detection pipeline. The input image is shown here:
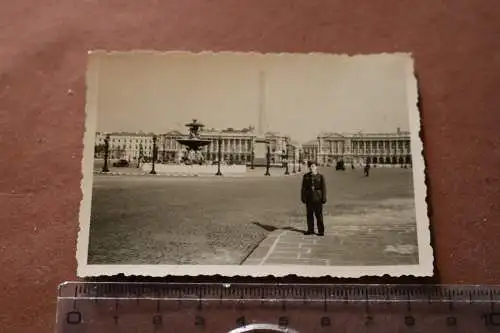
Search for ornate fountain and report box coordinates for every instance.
[176,119,211,164]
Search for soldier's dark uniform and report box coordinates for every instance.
[301,166,327,235]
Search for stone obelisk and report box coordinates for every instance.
[253,70,269,166]
[258,70,266,136]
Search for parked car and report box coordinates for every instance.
[335,160,345,171]
[113,159,130,167]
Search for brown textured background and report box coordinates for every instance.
[1,0,500,332]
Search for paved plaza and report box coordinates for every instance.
[242,226,417,266]
[87,167,419,266]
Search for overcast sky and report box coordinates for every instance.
[92,52,413,143]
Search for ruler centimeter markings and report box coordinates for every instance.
[57,282,500,333]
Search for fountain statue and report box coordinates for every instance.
[140,118,246,175]
[176,119,211,164]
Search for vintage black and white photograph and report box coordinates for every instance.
[77,51,432,277]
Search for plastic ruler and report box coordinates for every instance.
[56,282,500,332]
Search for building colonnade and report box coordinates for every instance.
[302,130,412,167]
[94,130,293,165]
[94,129,412,168]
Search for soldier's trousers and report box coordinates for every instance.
[306,202,324,234]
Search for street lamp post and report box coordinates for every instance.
[292,146,297,174]
[150,135,157,175]
[138,143,143,168]
[284,147,290,175]
[216,136,223,176]
[162,139,167,162]
[298,150,302,172]
[250,140,255,170]
[265,142,271,176]
[102,134,110,172]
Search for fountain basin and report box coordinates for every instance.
[141,163,247,175]
[176,138,211,150]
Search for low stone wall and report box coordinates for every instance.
[141,163,247,174]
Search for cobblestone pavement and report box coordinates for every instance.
[88,167,418,265]
[242,224,418,266]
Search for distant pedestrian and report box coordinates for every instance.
[364,164,370,177]
[301,161,326,236]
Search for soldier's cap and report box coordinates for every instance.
[307,160,317,167]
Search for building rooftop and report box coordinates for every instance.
[317,131,346,138]
[96,126,295,139]
[302,139,319,146]
[96,131,156,137]
[311,129,411,142]
[162,130,184,136]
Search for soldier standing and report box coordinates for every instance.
[301,161,327,236]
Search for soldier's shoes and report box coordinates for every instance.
[317,233,324,236]
[304,231,314,235]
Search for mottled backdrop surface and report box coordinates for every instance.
[1,1,499,332]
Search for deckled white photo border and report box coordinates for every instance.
[76,51,433,278]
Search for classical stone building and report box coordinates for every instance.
[159,128,290,165]
[95,128,292,165]
[94,132,155,160]
[302,128,412,167]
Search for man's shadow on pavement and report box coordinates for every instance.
[252,222,307,234]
